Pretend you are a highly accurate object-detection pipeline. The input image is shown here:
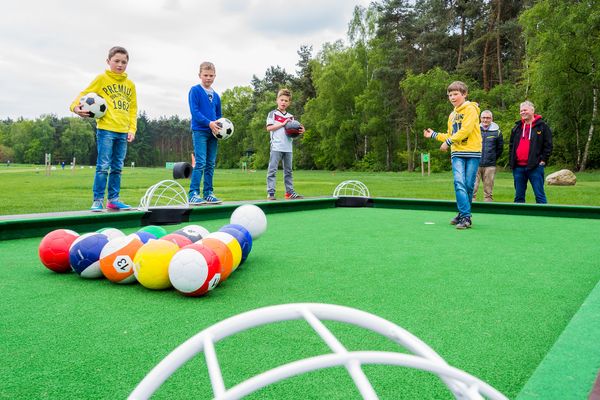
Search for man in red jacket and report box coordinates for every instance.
[509,101,553,203]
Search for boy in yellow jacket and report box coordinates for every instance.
[70,46,137,211]
[424,81,482,229]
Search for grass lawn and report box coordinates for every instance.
[0,164,599,215]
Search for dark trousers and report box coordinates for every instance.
[513,165,547,204]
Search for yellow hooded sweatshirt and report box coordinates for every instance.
[432,100,482,157]
[70,70,137,136]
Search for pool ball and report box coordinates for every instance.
[219,224,252,264]
[168,244,221,296]
[230,204,267,240]
[38,229,80,273]
[133,239,179,289]
[161,233,193,248]
[137,225,167,239]
[173,225,210,242]
[69,232,109,278]
[99,235,143,283]
[204,231,242,272]
[200,237,234,282]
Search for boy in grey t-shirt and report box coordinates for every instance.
[265,88,304,200]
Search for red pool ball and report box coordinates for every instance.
[38,229,80,273]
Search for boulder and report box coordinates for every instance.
[546,169,576,186]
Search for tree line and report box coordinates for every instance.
[1,0,598,171]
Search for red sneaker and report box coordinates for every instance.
[285,192,303,200]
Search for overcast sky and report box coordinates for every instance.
[0,0,371,120]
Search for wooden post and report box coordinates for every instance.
[421,153,430,176]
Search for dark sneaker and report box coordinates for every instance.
[456,217,472,230]
[107,200,132,210]
[90,200,104,212]
[285,192,303,200]
[204,194,222,204]
[267,194,277,201]
[189,194,206,205]
[450,214,460,225]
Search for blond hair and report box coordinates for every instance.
[277,88,292,99]
[520,100,535,112]
[199,61,216,72]
[447,81,468,95]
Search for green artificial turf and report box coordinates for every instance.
[1,208,599,399]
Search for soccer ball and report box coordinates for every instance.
[215,117,234,140]
[39,229,80,273]
[285,120,303,139]
[133,239,179,290]
[173,225,210,243]
[204,231,242,272]
[230,204,267,240]
[168,245,221,297]
[68,232,109,278]
[99,234,143,284]
[79,92,107,119]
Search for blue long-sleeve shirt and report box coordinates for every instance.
[189,85,221,132]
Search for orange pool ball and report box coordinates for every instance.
[200,237,233,282]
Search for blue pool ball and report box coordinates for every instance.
[133,231,157,244]
[68,232,109,278]
[219,224,252,263]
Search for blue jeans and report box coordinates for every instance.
[451,157,480,218]
[190,131,218,198]
[93,129,128,201]
[513,165,547,204]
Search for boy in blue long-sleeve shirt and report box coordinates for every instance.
[188,61,222,204]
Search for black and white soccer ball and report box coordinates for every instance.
[215,117,234,140]
[79,92,107,119]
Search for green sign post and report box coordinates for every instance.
[421,153,430,176]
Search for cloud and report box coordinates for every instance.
[0,0,370,119]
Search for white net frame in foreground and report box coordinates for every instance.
[138,180,189,211]
[128,303,507,400]
[333,180,371,198]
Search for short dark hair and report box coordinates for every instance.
[447,81,468,95]
[108,46,129,61]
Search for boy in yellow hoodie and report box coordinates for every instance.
[424,81,481,229]
[70,46,137,211]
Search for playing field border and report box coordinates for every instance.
[2,197,600,241]
[1,198,599,398]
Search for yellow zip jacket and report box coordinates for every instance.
[70,70,137,135]
[432,101,481,157]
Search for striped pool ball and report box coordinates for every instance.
[219,224,252,264]
[69,233,109,278]
[99,235,143,284]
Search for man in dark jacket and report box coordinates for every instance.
[509,100,553,203]
[473,110,503,202]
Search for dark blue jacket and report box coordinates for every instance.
[509,116,553,170]
[480,122,504,167]
[189,85,221,133]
